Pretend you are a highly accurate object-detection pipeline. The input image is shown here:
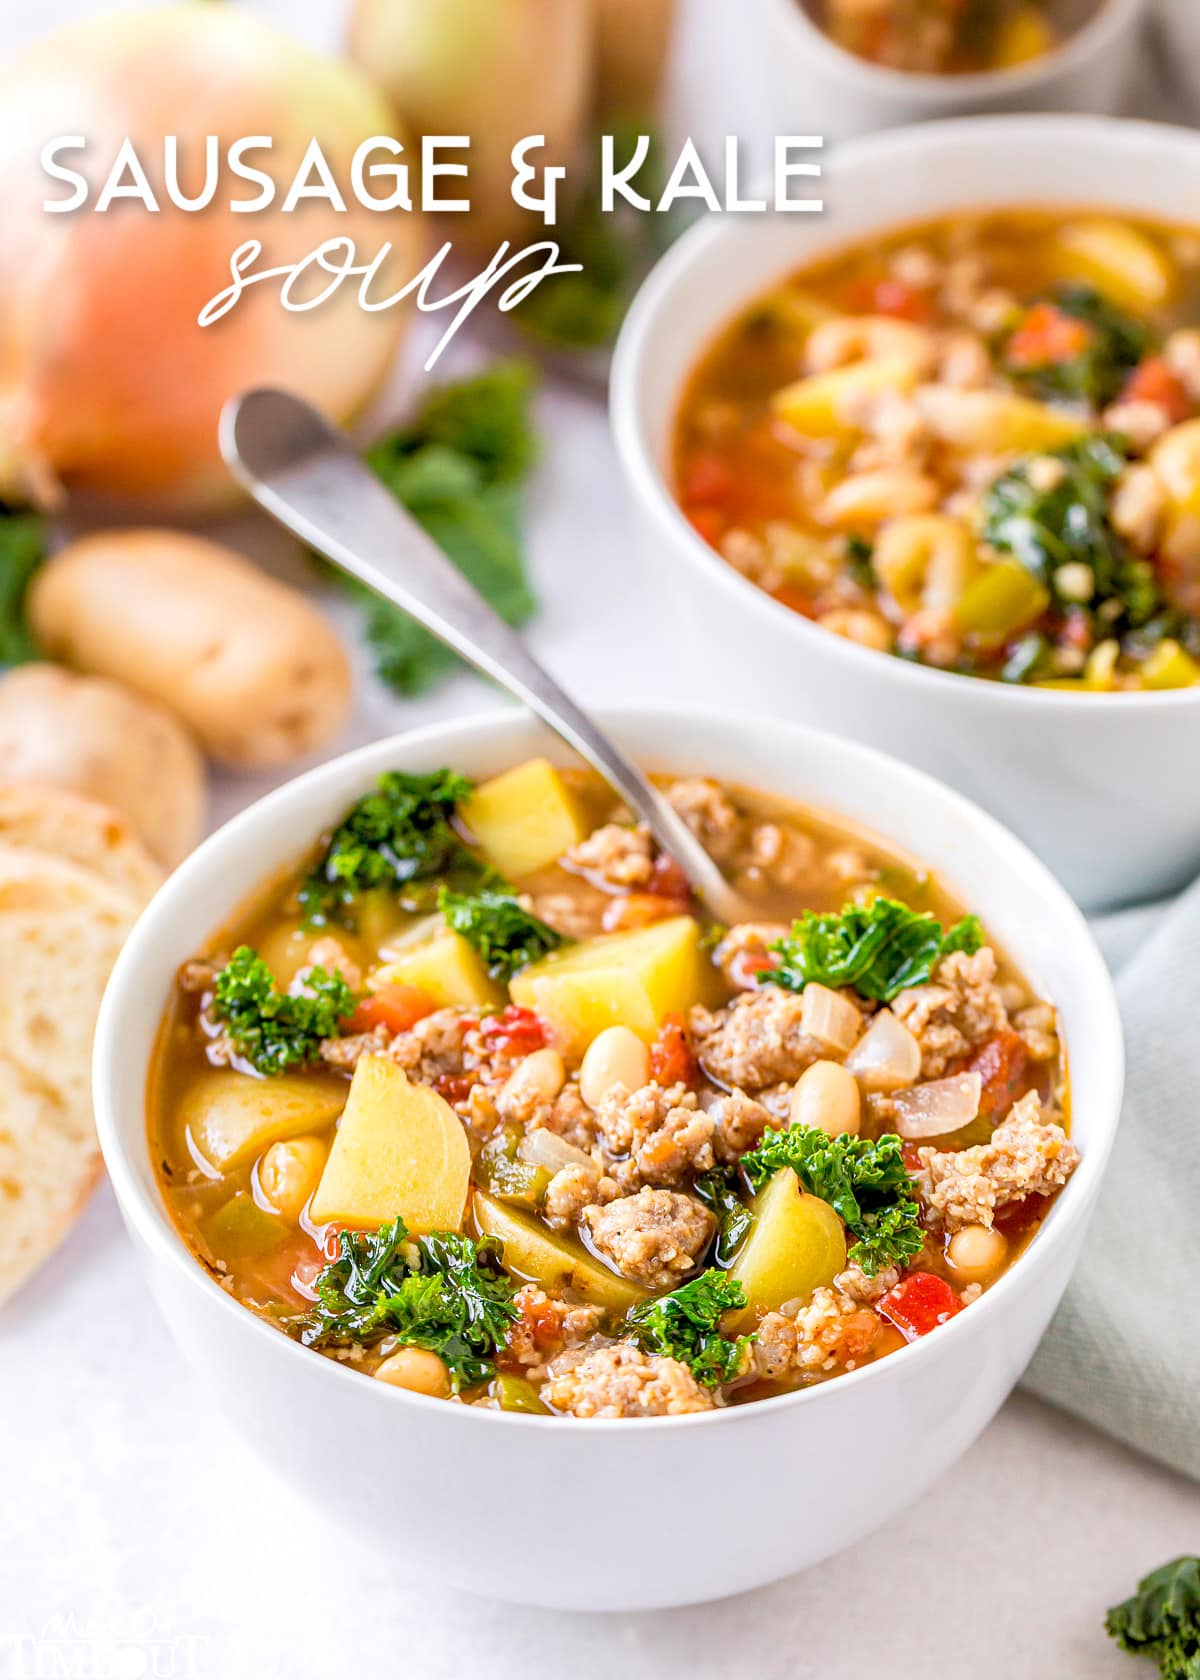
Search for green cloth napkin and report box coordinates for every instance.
[1021,884,1200,1480]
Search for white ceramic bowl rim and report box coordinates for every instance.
[611,114,1200,714]
[94,705,1123,1432]
[768,0,1143,98]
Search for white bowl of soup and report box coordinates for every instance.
[93,706,1121,1610]
[612,115,1200,912]
[762,0,1145,141]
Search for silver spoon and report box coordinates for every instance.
[219,388,752,924]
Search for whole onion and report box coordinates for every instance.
[348,0,591,252]
[0,5,422,510]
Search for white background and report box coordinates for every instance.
[2,2,1198,1676]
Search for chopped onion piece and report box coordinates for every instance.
[844,1009,922,1093]
[800,982,862,1055]
[892,1073,983,1139]
[518,1128,594,1175]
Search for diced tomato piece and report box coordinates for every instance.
[649,1014,698,1089]
[900,1140,925,1176]
[436,1072,478,1105]
[681,453,735,506]
[602,893,681,933]
[1124,356,1193,423]
[319,1223,351,1262]
[686,505,726,547]
[774,585,816,618]
[728,947,775,991]
[879,1272,965,1341]
[869,277,934,323]
[481,1005,547,1057]
[1005,303,1093,370]
[347,984,437,1037]
[649,853,691,903]
[968,1030,1030,1119]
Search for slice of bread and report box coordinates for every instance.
[0,854,138,1305]
[0,784,162,908]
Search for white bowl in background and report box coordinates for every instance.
[93,707,1122,1611]
[763,0,1146,141]
[612,116,1200,913]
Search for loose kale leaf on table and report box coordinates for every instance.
[1106,1556,1200,1680]
[340,360,540,696]
[0,505,47,666]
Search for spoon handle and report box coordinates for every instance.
[220,388,747,923]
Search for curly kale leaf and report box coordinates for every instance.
[344,361,539,696]
[210,947,354,1076]
[763,896,984,1005]
[1106,1557,1200,1680]
[627,1269,752,1388]
[1002,285,1151,410]
[693,1166,753,1268]
[300,1218,519,1392]
[741,1127,923,1277]
[0,505,47,667]
[438,887,567,981]
[981,434,1161,637]
[300,769,490,926]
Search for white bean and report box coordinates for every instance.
[579,1026,650,1110]
[497,1048,566,1120]
[374,1348,451,1398]
[947,1224,1008,1283]
[789,1060,862,1139]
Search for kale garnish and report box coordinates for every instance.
[438,887,567,981]
[210,947,354,1076]
[741,1127,924,1277]
[299,1218,519,1392]
[694,1166,753,1268]
[763,897,983,1005]
[981,434,1161,636]
[299,769,489,926]
[626,1269,752,1388]
[1002,285,1151,410]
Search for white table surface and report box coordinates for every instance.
[2,2,1198,1675]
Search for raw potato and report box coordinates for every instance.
[592,0,676,114]
[0,849,139,1305]
[29,530,353,770]
[0,664,204,869]
[0,783,161,908]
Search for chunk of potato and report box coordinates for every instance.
[371,928,502,1010]
[1052,217,1176,312]
[182,1071,346,1173]
[202,1192,288,1261]
[916,386,1085,453]
[472,1189,647,1312]
[773,357,921,438]
[509,914,708,1057]
[727,1168,847,1320]
[461,758,588,880]
[310,1056,470,1232]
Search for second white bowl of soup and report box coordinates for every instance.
[612,116,1200,912]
